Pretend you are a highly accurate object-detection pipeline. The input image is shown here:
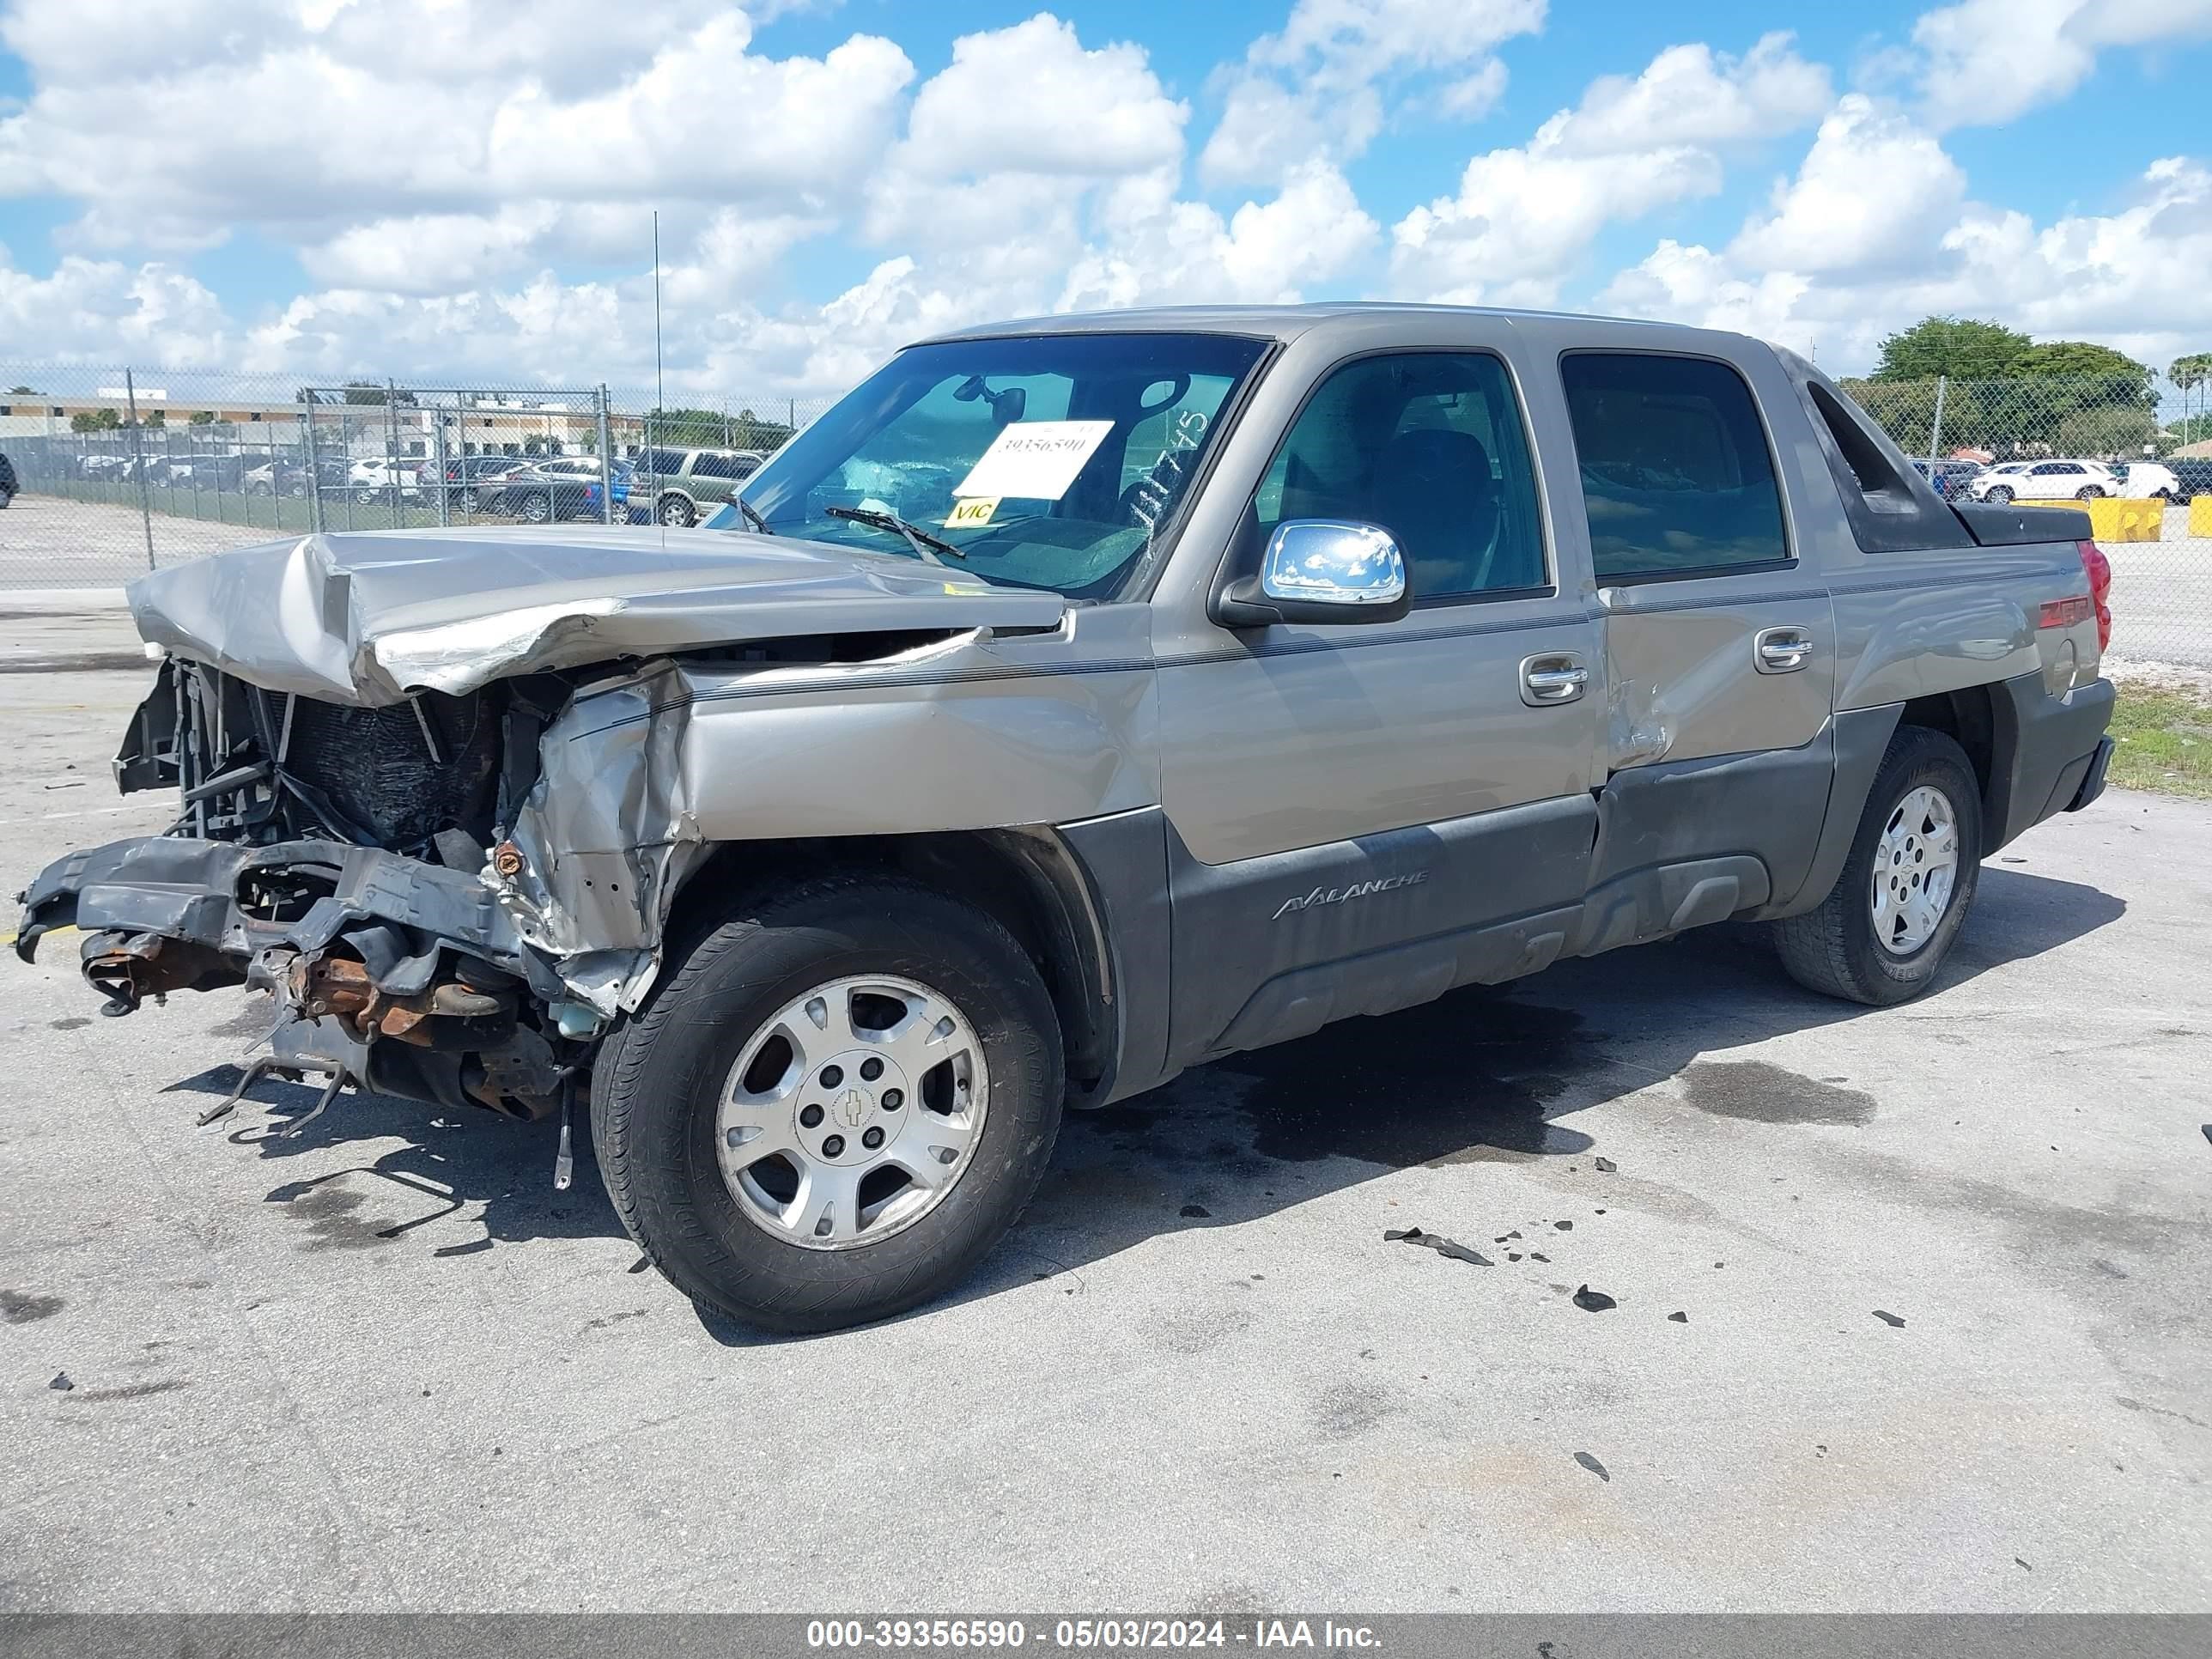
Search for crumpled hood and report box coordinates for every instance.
[128,524,1069,704]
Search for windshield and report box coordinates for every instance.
[741,331,1269,599]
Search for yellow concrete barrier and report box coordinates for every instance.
[2191,495,2212,537]
[2015,495,2165,541]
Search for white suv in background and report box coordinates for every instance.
[1966,459,2119,503]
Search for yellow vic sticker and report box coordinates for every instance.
[945,495,999,528]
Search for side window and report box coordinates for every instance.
[691,452,744,479]
[1252,353,1547,600]
[1561,353,1789,579]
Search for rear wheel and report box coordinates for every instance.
[2076,484,2104,500]
[1985,485,2014,505]
[1773,726,1982,1006]
[592,878,1064,1333]
[658,493,695,527]
[520,491,551,524]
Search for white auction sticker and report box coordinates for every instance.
[952,420,1115,501]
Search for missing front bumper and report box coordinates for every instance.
[15,836,573,1115]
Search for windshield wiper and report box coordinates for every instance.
[823,504,966,563]
[737,497,771,535]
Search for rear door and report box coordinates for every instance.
[1553,346,1837,923]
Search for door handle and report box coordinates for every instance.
[1520,653,1588,707]
[1754,627,1814,674]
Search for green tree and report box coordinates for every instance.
[70,408,122,434]
[2166,352,2212,392]
[339,381,418,406]
[188,409,216,426]
[2057,405,2162,459]
[1873,316,2033,382]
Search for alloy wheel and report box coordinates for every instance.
[716,975,988,1251]
[1871,784,1960,955]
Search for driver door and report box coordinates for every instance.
[1156,346,1603,1066]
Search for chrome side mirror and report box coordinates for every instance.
[1214,519,1412,628]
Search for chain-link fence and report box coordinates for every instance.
[1838,368,2212,667]
[3,358,2206,665]
[0,364,830,587]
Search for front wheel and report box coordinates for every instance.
[658,494,695,527]
[1984,485,2014,505]
[592,878,1065,1333]
[519,491,551,524]
[1771,726,1983,1006]
[2076,485,2105,500]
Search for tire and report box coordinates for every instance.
[592,876,1065,1334]
[520,491,551,524]
[1773,726,1983,1006]
[1985,485,2014,505]
[2076,485,2104,500]
[0,489,11,510]
[658,493,695,527]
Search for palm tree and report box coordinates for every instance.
[2172,353,2212,447]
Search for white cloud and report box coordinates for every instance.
[1389,33,1829,306]
[0,251,234,365]
[1547,34,1833,156]
[1727,94,1966,276]
[1200,0,1547,186]
[1601,147,2212,374]
[896,14,1186,184]
[0,0,913,252]
[1060,160,1379,310]
[1906,0,2212,130]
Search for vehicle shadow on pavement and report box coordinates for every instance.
[158,1065,623,1257]
[152,866,2121,1338]
[950,866,2127,1319]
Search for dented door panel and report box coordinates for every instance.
[1599,583,1837,769]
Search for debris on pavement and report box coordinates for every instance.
[1179,1204,1211,1218]
[1384,1227,1492,1267]
[1572,1285,1618,1312]
[1529,1252,1550,1262]
[1594,1156,1618,1173]
[1668,1311,1688,1323]
[48,1372,72,1391]
[1554,1219,1573,1231]
[1873,1310,1906,1328]
[1573,1451,1610,1482]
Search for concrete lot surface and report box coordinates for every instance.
[2,619,2209,1613]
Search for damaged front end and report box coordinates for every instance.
[15,654,691,1122]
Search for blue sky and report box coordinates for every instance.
[2,0,2209,393]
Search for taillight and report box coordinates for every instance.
[2077,539,2112,651]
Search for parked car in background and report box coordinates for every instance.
[1911,459,1984,497]
[17,303,2118,1333]
[163,453,254,490]
[1965,459,2119,503]
[419,455,530,509]
[477,457,608,522]
[348,458,422,501]
[243,458,352,499]
[0,449,15,508]
[629,446,762,526]
[2113,461,2182,500]
[2161,458,2212,503]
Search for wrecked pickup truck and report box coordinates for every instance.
[17,306,2117,1332]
